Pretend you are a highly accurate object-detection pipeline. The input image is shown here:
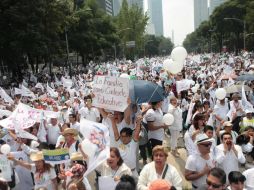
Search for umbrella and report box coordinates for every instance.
[129,80,166,104]
[236,74,254,81]
[224,85,252,94]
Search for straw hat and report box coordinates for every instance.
[62,128,78,136]
[30,151,44,162]
[70,152,84,161]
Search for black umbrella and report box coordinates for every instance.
[129,80,166,104]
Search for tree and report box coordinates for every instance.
[115,0,149,59]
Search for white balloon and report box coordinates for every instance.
[163,59,171,71]
[120,73,129,79]
[81,139,97,159]
[0,144,11,155]
[167,59,184,74]
[171,46,188,62]
[163,113,174,126]
[215,88,227,100]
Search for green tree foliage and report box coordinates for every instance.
[68,0,117,65]
[144,35,174,57]
[115,0,149,59]
[183,0,254,53]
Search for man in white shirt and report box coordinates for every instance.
[110,113,142,177]
[46,117,60,149]
[215,132,246,179]
[78,95,100,122]
[69,113,80,132]
[185,134,216,189]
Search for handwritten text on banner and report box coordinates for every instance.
[92,76,129,112]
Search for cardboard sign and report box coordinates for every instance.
[43,148,70,164]
[92,76,129,112]
[0,155,12,182]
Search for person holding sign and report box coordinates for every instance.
[98,98,131,147]
[8,151,58,190]
[110,113,142,177]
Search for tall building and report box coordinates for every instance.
[194,0,209,29]
[147,0,164,36]
[113,0,144,16]
[209,0,226,15]
[97,0,113,16]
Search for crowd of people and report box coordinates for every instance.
[0,52,254,190]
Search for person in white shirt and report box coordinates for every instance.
[69,113,80,132]
[138,145,182,190]
[78,95,100,122]
[46,117,60,149]
[168,97,183,157]
[145,101,168,150]
[214,98,229,127]
[242,168,254,189]
[110,113,142,176]
[227,171,246,190]
[185,134,216,189]
[215,132,246,179]
[216,121,238,144]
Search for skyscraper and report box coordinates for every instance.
[113,0,144,16]
[209,0,226,15]
[194,0,209,29]
[97,0,113,16]
[147,0,164,36]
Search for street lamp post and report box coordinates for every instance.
[224,17,246,50]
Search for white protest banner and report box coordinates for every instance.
[80,119,110,176]
[176,79,192,93]
[98,176,117,190]
[0,103,59,130]
[92,76,129,112]
[0,154,12,182]
[242,84,254,111]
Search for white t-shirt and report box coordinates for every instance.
[70,122,80,132]
[168,105,183,130]
[79,107,100,122]
[46,124,60,145]
[185,153,216,188]
[214,101,229,126]
[243,168,254,190]
[117,139,138,170]
[31,165,56,190]
[145,108,164,141]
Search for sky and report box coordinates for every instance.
[144,0,194,46]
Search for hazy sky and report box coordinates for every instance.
[144,0,194,45]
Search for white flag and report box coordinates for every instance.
[47,83,58,98]
[21,85,36,98]
[242,84,253,110]
[0,87,14,104]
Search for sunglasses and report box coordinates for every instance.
[206,179,222,188]
[200,143,212,147]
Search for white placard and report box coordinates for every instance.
[0,154,12,182]
[176,79,191,93]
[92,76,129,112]
[98,176,117,190]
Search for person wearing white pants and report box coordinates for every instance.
[168,97,183,157]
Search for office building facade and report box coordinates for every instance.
[194,0,209,29]
[97,0,114,16]
[147,0,164,36]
